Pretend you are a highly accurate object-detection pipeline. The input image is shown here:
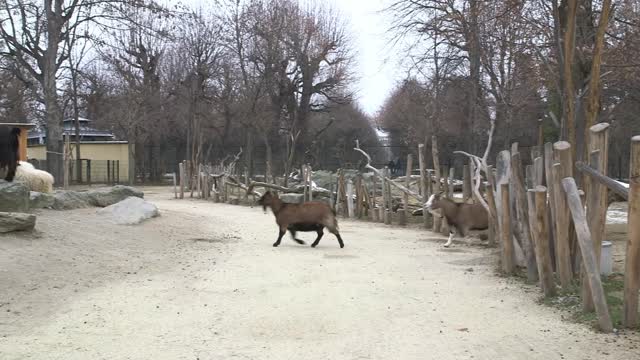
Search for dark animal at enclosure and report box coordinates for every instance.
[425,192,488,247]
[387,160,396,175]
[258,191,344,248]
[287,223,325,245]
[0,127,21,182]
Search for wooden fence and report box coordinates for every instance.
[173,124,639,332]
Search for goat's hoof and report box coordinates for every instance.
[273,243,280,247]
[340,244,344,248]
[443,244,451,248]
[311,244,318,248]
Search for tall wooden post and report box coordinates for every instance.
[501,184,515,274]
[582,150,602,311]
[534,186,556,298]
[179,162,185,199]
[563,178,613,333]
[448,167,455,197]
[544,143,557,270]
[385,168,392,225]
[623,135,640,328]
[463,164,472,203]
[418,144,429,228]
[486,166,498,247]
[63,134,70,189]
[402,154,413,226]
[356,174,363,219]
[173,172,178,199]
[432,136,442,232]
[346,179,354,218]
[553,141,574,289]
[587,123,610,274]
[511,151,538,282]
[372,174,379,222]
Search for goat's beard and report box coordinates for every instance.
[262,204,267,213]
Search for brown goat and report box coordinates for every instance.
[425,192,488,247]
[258,191,344,248]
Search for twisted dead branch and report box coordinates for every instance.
[354,140,423,201]
[453,119,496,213]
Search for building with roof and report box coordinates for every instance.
[27,117,117,145]
[27,118,132,184]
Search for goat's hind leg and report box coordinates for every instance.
[289,230,306,245]
[326,228,344,249]
[310,227,324,248]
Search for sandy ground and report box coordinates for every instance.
[1,187,639,360]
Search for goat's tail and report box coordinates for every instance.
[323,212,340,233]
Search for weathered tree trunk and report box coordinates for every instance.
[43,3,64,184]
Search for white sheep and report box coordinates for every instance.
[15,161,55,193]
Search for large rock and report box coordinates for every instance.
[97,197,159,225]
[0,212,36,233]
[279,193,304,204]
[0,181,30,212]
[30,191,55,209]
[52,190,93,210]
[311,170,337,189]
[87,185,144,207]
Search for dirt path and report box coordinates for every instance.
[1,187,639,359]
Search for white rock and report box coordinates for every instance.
[97,197,159,225]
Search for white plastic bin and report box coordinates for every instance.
[600,241,613,276]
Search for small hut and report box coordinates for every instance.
[0,123,36,161]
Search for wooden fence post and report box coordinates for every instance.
[623,135,640,328]
[173,172,178,199]
[544,143,557,271]
[107,160,111,186]
[501,183,515,274]
[197,164,202,198]
[356,174,363,219]
[432,136,442,232]
[448,167,455,197]
[179,162,185,199]
[553,141,574,289]
[419,144,429,228]
[385,168,392,225]
[347,179,354,218]
[534,186,556,298]
[563,177,614,333]
[463,164,472,203]
[402,154,413,226]
[486,165,498,247]
[86,159,91,186]
[372,174,379,222]
[582,150,602,311]
[511,151,538,282]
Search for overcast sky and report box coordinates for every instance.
[327,0,403,116]
[177,0,404,117]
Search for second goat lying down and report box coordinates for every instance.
[425,192,488,247]
[258,191,344,248]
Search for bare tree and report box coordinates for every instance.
[0,0,162,182]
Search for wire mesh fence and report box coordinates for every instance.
[28,159,122,185]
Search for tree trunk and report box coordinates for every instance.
[43,4,63,185]
[71,69,82,183]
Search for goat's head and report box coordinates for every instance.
[257,191,277,212]
[425,191,445,211]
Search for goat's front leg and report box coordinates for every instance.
[310,229,324,248]
[273,228,286,247]
[444,230,456,248]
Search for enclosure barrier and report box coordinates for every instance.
[172,124,638,332]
